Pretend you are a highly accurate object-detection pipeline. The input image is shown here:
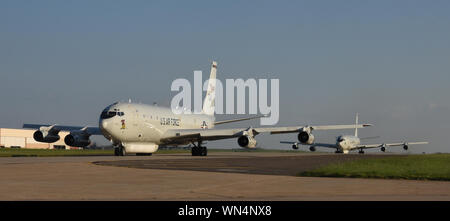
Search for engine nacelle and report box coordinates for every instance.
[64,132,91,147]
[298,131,315,145]
[33,130,60,143]
[237,136,257,148]
[403,145,409,150]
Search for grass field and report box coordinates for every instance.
[0,147,303,157]
[298,154,450,181]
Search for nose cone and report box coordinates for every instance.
[99,102,118,136]
[336,136,345,147]
[101,120,109,131]
[99,116,109,134]
[99,117,114,142]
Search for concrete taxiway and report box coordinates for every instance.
[0,152,449,200]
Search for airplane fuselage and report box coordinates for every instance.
[336,135,361,153]
[99,102,215,150]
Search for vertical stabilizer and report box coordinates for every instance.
[202,61,217,116]
[355,113,359,137]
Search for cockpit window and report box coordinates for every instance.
[101,111,117,119]
[100,111,125,119]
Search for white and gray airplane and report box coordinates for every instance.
[24,61,372,156]
[281,114,428,154]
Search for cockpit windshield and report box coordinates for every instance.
[100,111,124,119]
[100,103,125,119]
[101,111,116,119]
[337,137,345,142]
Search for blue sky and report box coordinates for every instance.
[1,0,449,153]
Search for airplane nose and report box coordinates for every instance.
[99,119,114,140]
[101,120,109,130]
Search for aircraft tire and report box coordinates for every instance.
[191,146,200,156]
[114,148,120,156]
[200,147,208,156]
[119,146,126,156]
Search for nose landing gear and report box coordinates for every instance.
[114,145,126,156]
[191,141,207,156]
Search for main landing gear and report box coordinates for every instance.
[191,141,207,156]
[358,149,365,154]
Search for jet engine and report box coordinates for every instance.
[33,127,60,143]
[237,135,257,148]
[380,144,386,152]
[64,131,91,147]
[403,144,409,150]
[298,131,315,145]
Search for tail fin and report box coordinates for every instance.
[202,61,217,116]
[355,113,359,137]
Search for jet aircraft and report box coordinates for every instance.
[24,62,372,156]
[281,114,428,154]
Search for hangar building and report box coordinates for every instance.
[0,128,76,149]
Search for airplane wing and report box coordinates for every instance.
[23,124,102,135]
[160,124,371,145]
[308,143,337,149]
[280,141,337,149]
[352,142,429,150]
[269,124,372,134]
[160,128,249,144]
[280,141,298,145]
[214,115,266,125]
